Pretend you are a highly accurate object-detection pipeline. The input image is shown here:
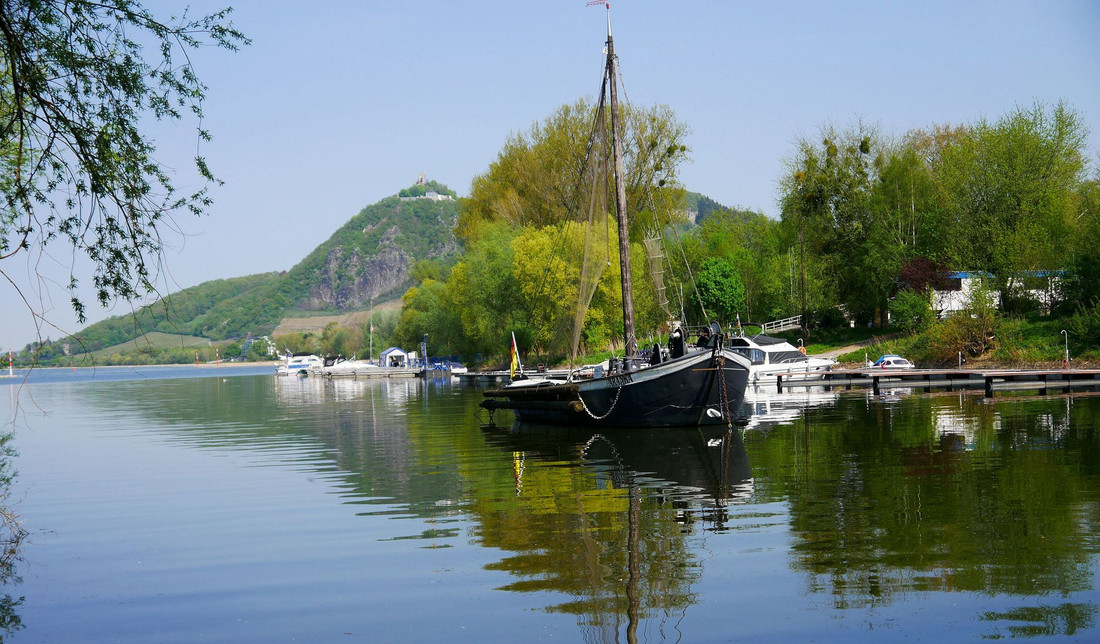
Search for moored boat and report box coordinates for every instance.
[316,357,383,378]
[482,6,750,427]
[485,340,750,427]
[277,353,323,376]
[727,334,835,383]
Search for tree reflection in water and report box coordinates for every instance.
[0,429,25,639]
[479,391,1100,641]
[749,392,1100,637]
[479,422,752,643]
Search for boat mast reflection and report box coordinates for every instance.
[482,421,753,642]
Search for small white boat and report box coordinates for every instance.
[424,361,469,375]
[868,354,916,370]
[726,335,835,383]
[318,357,382,378]
[443,361,469,375]
[277,353,323,376]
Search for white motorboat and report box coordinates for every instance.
[317,357,383,378]
[726,334,834,383]
[867,354,916,370]
[277,353,323,376]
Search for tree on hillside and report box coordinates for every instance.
[0,0,247,334]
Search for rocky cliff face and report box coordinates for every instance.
[305,233,410,309]
[292,193,460,311]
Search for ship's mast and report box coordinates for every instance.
[598,2,637,359]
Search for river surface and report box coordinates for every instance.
[1,368,1099,642]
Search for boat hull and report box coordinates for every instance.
[483,349,750,428]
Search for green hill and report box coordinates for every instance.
[34,181,461,359]
[683,191,754,224]
[52,273,279,356]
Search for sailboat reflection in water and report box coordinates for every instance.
[483,420,753,641]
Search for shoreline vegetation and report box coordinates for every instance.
[11,102,1099,375]
[13,314,1098,374]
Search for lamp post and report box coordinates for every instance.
[1061,329,1069,369]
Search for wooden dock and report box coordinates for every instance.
[455,369,571,385]
[777,368,1100,397]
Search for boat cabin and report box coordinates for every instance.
[727,336,804,366]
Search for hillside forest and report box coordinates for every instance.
[23,99,1100,368]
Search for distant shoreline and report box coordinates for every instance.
[10,361,281,370]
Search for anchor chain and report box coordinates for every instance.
[580,383,625,420]
[716,353,734,429]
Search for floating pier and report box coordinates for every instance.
[455,368,571,386]
[455,371,511,385]
[777,368,1100,397]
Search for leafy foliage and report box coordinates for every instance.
[778,102,1092,329]
[889,289,934,334]
[0,0,248,323]
[692,257,745,324]
[457,99,689,245]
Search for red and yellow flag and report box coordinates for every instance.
[509,333,520,378]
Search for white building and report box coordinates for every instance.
[933,271,1061,316]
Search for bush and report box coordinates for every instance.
[1066,302,1100,353]
[889,289,934,334]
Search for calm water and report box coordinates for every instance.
[2,369,1099,642]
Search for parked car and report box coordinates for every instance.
[869,355,915,370]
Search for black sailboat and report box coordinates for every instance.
[481,5,750,428]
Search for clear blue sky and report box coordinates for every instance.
[3,0,1099,351]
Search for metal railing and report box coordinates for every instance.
[762,315,802,334]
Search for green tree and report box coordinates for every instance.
[692,257,745,324]
[437,222,520,356]
[0,0,247,326]
[458,99,689,245]
[691,209,789,323]
[936,102,1088,289]
[779,124,892,325]
[394,278,466,357]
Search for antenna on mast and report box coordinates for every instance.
[586,0,611,37]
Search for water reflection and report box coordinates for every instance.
[747,391,1100,636]
[476,422,754,642]
[738,385,838,431]
[20,376,1100,641]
